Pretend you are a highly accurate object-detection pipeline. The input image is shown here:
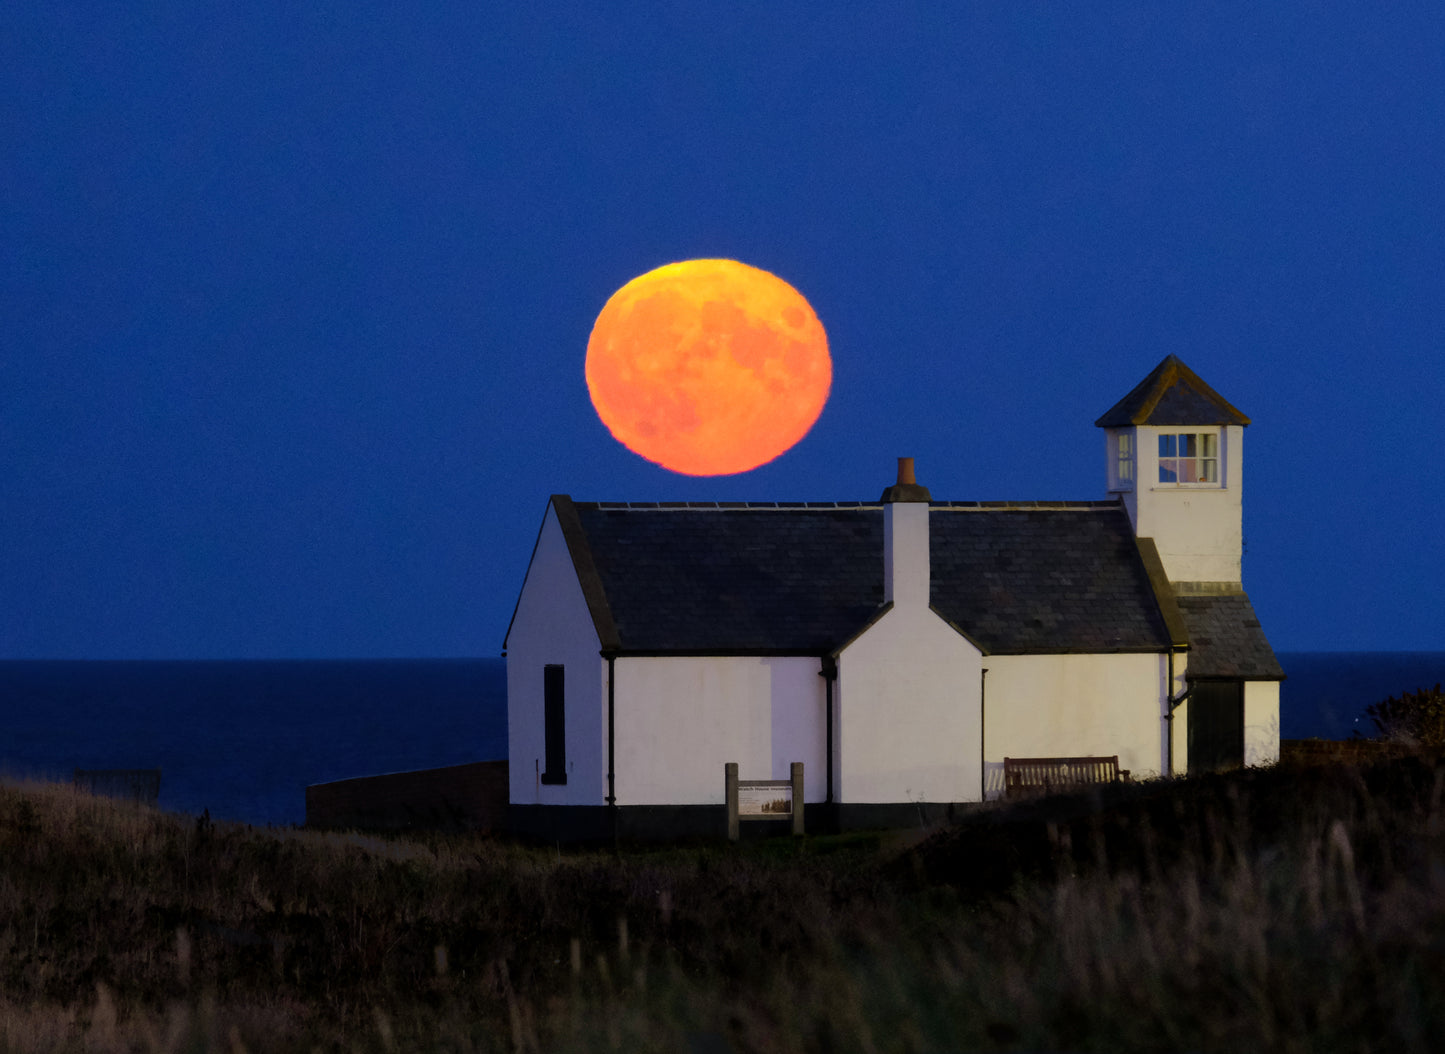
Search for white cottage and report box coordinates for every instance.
[503,356,1283,839]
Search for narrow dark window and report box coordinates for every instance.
[541,664,566,784]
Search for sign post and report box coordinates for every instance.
[726,763,804,840]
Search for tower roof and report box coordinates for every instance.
[1094,355,1250,428]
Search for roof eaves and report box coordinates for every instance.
[551,494,623,652]
[607,648,834,659]
[831,601,894,656]
[931,499,1121,511]
[984,645,1174,656]
[928,605,991,655]
[1135,536,1191,648]
[1185,672,1288,682]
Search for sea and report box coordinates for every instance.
[2,652,1442,828]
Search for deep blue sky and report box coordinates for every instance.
[5,4,1443,658]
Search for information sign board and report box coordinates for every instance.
[738,780,793,817]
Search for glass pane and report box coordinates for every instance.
[1179,459,1199,483]
[1158,459,1178,483]
[1159,434,1176,457]
[1182,434,1198,457]
[1202,458,1218,482]
[1202,433,1217,458]
[1118,433,1132,456]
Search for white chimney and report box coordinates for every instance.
[880,457,932,607]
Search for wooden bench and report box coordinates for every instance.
[1003,756,1128,800]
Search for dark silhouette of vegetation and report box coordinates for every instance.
[1361,682,1445,748]
[2,753,1444,1052]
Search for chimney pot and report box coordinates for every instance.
[880,457,931,503]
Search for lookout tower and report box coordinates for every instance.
[1095,355,1251,585]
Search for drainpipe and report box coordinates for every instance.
[820,655,837,804]
[980,667,988,802]
[604,653,617,838]
[1165,648,1192,777]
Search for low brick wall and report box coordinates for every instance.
[305,760,508,833]
[1280,738,1425,766]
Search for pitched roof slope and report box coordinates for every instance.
[1095,354,1251,427]
[930,505,1172,653]
[1175,592,1285,680]
[574,504,882,653]
[568,501,1173,655]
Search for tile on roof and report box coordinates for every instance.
[1094,354,1250,428]
[1175,592,1285,680]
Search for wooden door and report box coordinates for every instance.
[1188,680,1244,773]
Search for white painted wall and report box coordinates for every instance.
[505,504,606,806]
[981,652,1168,798]
[836,606,983,804]
[884,500,929,606]
[1120,424,1244,583]
[1244,680,1281,767]
[611,655,826,805]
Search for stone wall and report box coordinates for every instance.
[305,760,508,832]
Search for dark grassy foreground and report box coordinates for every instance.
[2,757,1444,1053]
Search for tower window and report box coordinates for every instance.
[1114,433,1134,490]
[1158,433,1218,485]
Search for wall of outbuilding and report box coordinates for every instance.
[835,607,982,804]
[981,652,1167,798]
[609,655,827,806]
[1244,680,1281,767]
[506,505,606,807]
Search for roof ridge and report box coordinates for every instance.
[574,499,1122,511]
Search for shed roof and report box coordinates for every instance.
[1175,592,1285,680]
[547,499,1174,656]
[1095,354,1251,428]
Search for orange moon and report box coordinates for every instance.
[585,259,831,476]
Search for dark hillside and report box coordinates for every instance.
[2,756,1443,1052]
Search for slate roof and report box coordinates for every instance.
[573,503,883,653]
[560,499,1174,656]
[1175,592,1285,680]
[930,506,1172,653]
[1095,355,1251,427]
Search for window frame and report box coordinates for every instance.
[1154,430,1221,488]
[1112,431,1135,492]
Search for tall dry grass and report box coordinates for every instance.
[1,756,1443,1053]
